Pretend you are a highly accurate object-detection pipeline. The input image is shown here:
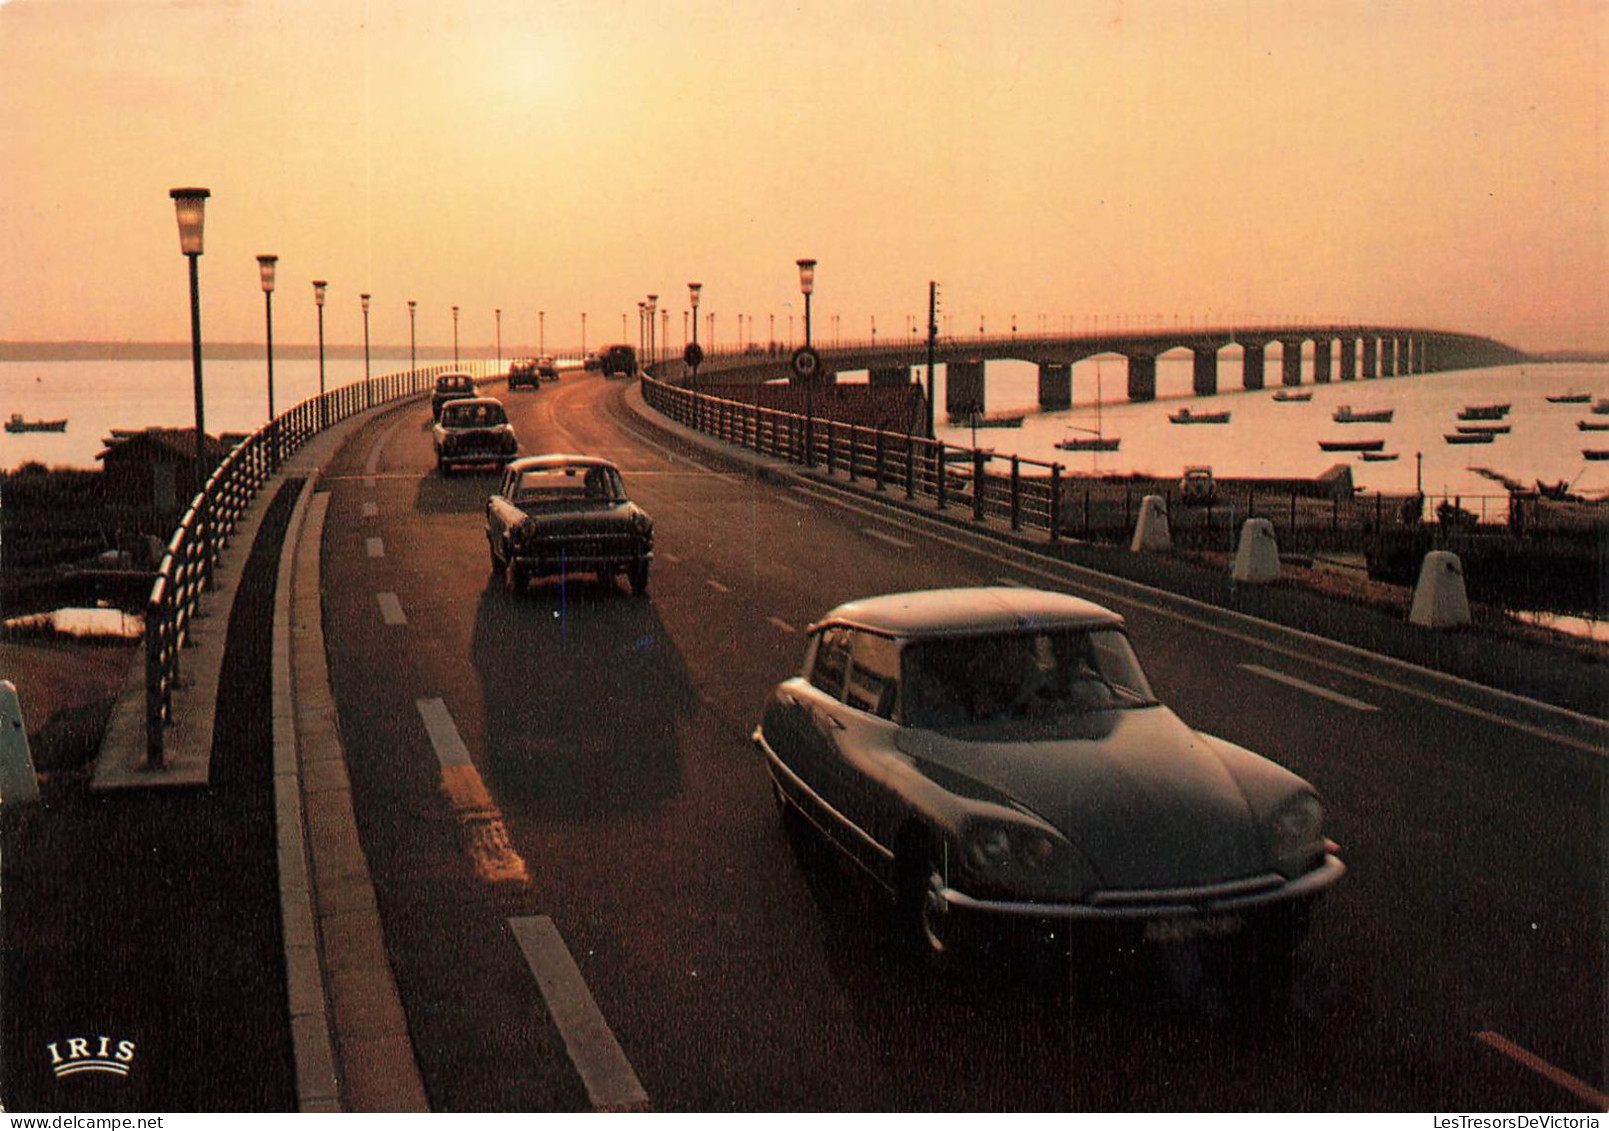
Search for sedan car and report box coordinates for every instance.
[506,358,541,390]
[486,455,654,595]
[753,587,1343,976]
[432,396,518,474]
[430,371,480,419]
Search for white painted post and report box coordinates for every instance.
[1130,494,1172,553]
[1232,517,1281,584]
[1409,551,1471,628]
[0,681,40,806]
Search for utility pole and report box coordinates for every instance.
[926,280,939,439]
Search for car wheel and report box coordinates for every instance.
[504,555,526,595]
[627,560,650,596]
[898,845,958,965]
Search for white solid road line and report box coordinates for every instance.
[509,915,650,1112]
[416,697,472,767]
[1239,664,1378,712]
[707,579,730,593]
[365,537,385,558]
[767,617,796,634]
[1475,1030,1608,1109]
[376,593,407,626]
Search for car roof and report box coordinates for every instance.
[506,454,619,473]
[436,372,476,383]
[439,396,504,412]
[810,587,1124,638]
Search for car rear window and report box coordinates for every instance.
[513,465,624,505]
[443,403,507,427]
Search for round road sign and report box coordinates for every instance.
[790,346,821,381]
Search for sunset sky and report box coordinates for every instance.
[0,0,1603,353]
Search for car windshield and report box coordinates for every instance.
[900,628,1156,729]
[442,403,506,428]
[512,465,626,507]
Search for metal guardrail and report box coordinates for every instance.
[640,374,1066,540]
[141,360,496,768]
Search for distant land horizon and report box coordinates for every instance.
[5,340,1609,366]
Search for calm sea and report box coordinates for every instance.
[5,355,1608,511]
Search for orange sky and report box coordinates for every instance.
[1,0,1603,352]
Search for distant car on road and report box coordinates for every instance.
[599,344,637,378]
[1180,465,1218,505]
[507,358,541,390]
[753,587,1343,979]
[536,354,560,381]
[486,454,654,596]
[431,396,518,475]
[431,372,480,419]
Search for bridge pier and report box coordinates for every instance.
[1192,348,1217,396]
[1362,337,1378,379]
[1339,338,1357,380]
[1037,363,1072,410]
[1381,338,1398,377]
[1126,354,1157,402]
[1313,339,1332,383]
[1280,340,1303,386]
[946,358,986,417]
[1241,343,1266,390]
[869,365,911,388]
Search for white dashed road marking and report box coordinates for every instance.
[362,500,378,518]
[1239,663,1378,712]
[365,537,385,558]
[509,915,650,1112]
[767,617,796,634]
[1475,1031,1608,1109]
[376,593,406,626]
[861,527,913,550]
[707,579,730,593]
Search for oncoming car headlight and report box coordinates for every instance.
[1270,793,1325,877]
[964,822,1057,873]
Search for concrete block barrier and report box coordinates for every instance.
[1130,494,1172,553]
[0,680,40,806]
[1232,518,1281,584]
[1409,550,1471,628]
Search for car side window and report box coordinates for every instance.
[844,632,899,719]
[809,626,852,699]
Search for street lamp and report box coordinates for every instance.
[256,254,278,468]
[361,293,372,408]
[452,305,460,364]
[797,257,817,467]
[539,310,545,355]
[581,312,587,356]
[407,300,417,371]
[495,307,502,368]
[647,294,658,367]
[169,187,210,495]
[313,280,328,428]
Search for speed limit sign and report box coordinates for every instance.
[790,346,821,381]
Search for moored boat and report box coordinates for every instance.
[1446,432,1495,444]
[1332,405,1394,423]
[5,413,68,433]
[1546,391,1591,403]
[1584,450,1609,461]
[1360,451,1400,462]
[1457,403,1511,420]
[1055,434,1121,452]
[1318,438,1386,452]
[1272,389,1313,402]
[1577,419,1609,432]
[1454,423,1511,434]
[947,413,1025,428]
[1592,399,1609,415]
[1168,407,1231,424]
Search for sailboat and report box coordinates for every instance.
[1056,360,1120,451]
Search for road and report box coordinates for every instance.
[314,369,1604,1111]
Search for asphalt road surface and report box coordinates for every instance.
[314,370,1604,1111]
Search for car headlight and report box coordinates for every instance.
[1270,793,1325,877]
[964,821,1057,873]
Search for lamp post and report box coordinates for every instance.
[647,294,658,368]
[797,258,816,467]
[361,293,372,408]
[495,307,502,368]
[256,254,278,468]
[313,280,328,428]
[451,305,460,364]
[170,188,211,496]
[580,312,587,356]
[539,310,545,355]
[407,300,417,371]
